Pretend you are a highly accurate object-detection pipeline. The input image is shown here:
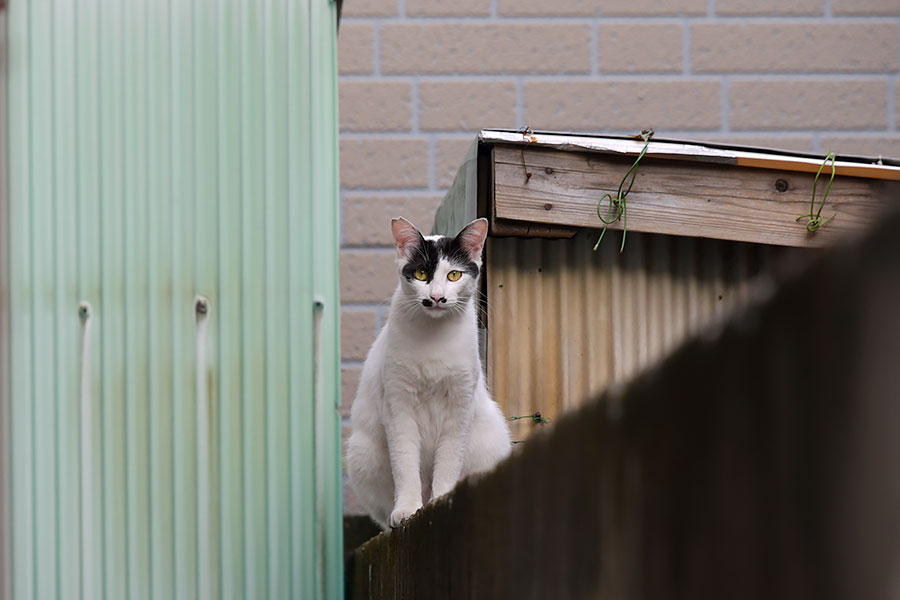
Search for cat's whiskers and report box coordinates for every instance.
[473,287,498,323]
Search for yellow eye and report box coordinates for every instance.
[414,269,428,281]
[447,270,462,282]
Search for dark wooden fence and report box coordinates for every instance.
[348,211,900,600]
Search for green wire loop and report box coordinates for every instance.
[508,412,552,425]
[594,129,653,254]
[796,152,837,233]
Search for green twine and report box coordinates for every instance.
[594,129,654,254]
[508,411,552,425]
[796,152,837,233]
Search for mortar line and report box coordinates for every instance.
[343,73,736,83]
[344,15,899,23]
[342,188,449,197]
[349,16,699,24]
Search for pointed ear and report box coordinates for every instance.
[456,218,488,263]
[391,217,424,260]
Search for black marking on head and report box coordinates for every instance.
[400,235,480,282]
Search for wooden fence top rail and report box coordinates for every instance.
[481,129,900,181]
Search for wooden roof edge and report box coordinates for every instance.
[479,129,900,181]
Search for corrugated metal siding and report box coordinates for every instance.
[0,10,9,600]
[2,1,342,599]
[486,231,789,441]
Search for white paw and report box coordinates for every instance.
[389,503,421,528]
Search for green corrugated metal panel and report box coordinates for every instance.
[0,10,10,600]
[2,0,343,598]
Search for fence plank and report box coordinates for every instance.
[494,144,897,248]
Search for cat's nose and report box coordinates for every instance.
[431,294,446,304]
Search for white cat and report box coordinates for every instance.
[346,217,512,530]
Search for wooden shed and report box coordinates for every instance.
[432,130,900,441]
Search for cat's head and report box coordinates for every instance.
[390,217,488,319]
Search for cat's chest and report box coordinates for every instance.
[397,352,474,388]
[385,334,477,389]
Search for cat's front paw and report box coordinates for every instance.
[389,503,421,529]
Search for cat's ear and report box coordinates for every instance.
[391,217,424,261]
[456,218,488,263]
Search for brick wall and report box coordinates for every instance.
[336,0,900,513]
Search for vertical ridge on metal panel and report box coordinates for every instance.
[0,7,11,600]
[148,0,176,596]
[240,0,268,596]
[52,2,82,598]
[174,0,201,597]
[30,0,61,596]
[6,1,35,597]
[288,0,317,596]
[194,0,219,599]
[311,0,344,596]
[99,0,128,594]
[217,0,245,597]
[75,0,104,594]
[264,0,292,596]
[123,0,152,593]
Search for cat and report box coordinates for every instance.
[346,217,512,530]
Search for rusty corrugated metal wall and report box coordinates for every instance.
[486,230,791,440]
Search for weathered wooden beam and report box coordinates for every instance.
[494,144,898,248]
[488,216,577,238]
[349,211,900,600]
